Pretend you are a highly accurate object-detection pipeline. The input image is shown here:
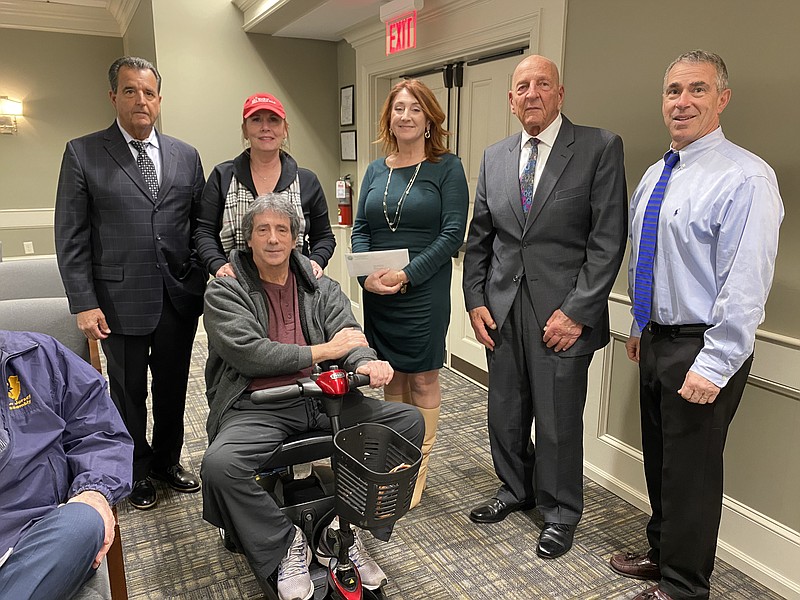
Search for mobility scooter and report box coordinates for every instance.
[220,366,422,600]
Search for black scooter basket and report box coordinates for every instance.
[333,423,422,530]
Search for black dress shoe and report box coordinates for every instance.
[129,478,157,510]
[469,497,531,524]
[150,464,200,493]
[536,522,575,559]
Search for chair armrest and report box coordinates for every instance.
[108,506,128,600]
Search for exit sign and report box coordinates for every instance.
[386,10,417,55]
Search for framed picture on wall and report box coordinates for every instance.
[340,130,357,161]
[340,85,354,126]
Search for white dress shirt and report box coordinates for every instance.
[117,119,162,184]
[628,127,784,386]
[519,113,563,194]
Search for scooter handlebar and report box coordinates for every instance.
[348,373,371,388]
[249,371,371,405]
[249,382,305,403]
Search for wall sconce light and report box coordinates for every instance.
[0,97,24,134]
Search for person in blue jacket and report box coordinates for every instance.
[0,330,133,600]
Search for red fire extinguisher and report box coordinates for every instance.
[336,175,353,226]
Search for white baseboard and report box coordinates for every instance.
[584,462,799,600]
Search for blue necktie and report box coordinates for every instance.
[520,138,539,214]
[633,151,680,330]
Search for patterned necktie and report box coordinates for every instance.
[130,140,159,200]
[633,151,680,330]
[520,138,539,213]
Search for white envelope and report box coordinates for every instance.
[344,249,410,277]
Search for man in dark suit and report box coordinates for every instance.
[463,54,627,558]
[55,56,206,510]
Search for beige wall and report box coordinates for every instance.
[123,0,156,65]
[337,39,358,207]
[0,28,121,257]
[149,0,341,212]
[562,0,800,337]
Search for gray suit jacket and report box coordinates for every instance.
[463,115,627,356]
[55,122,207,336]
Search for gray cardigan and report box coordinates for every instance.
[203,248,375,442]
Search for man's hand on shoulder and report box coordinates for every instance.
[678,370,720,404]
[68,490,115,569]
[543,309,583,352]
[468,306,496,350]
[356,360,394,387]
[311,327,368,363]
[77,308,111,341]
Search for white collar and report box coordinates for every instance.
[521,112,562,149]
[117,119,159,148]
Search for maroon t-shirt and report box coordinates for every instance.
[247,271,313,391]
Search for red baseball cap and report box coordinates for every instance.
[242,93,286,120]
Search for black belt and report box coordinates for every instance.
[646,322,711,338]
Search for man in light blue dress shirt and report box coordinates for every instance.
[609,50,784,600]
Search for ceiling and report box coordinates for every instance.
[234,0,386,41]
[0,0,388,41]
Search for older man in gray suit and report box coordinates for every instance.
[463,54,627,558]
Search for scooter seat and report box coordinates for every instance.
[262,430,333,470]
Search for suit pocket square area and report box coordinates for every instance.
[554,186,589,202]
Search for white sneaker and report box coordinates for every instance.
[277,525,313,600]
[317,517,388,590]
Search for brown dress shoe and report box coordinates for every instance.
[610,550,661,580]
[631,584,674,600]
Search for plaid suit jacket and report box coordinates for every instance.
[55,122,206,335]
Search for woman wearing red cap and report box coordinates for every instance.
[193,93,335,279]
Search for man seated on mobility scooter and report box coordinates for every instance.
[200,194,424,600]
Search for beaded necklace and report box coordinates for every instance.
[383,161,422,232]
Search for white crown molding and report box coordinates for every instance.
[108,0,140,35]
[233,0,293,31]
[0,0,123,37]
[232,0,263,12]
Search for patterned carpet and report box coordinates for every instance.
[117,333,784,599]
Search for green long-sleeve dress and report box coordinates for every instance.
[351,152,468,372]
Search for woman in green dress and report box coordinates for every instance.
[351,79,469,507]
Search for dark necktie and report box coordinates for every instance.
[633,151,680,330]
[130,140,159,200]
[520,138,539,214]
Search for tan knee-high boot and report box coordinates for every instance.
[411,405,440,509]
[383,390,410,404]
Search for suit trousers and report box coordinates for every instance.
[486,284,590,524]
[639,328,752,600]
[102,287,198,481]
[0,502,104,600]
[201,392,423,588]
